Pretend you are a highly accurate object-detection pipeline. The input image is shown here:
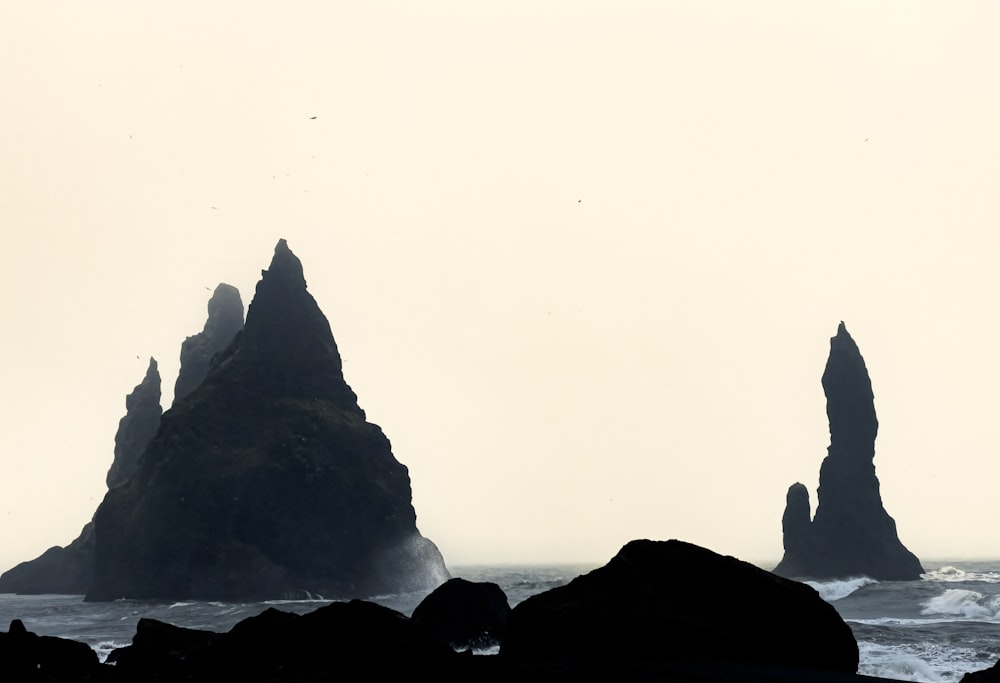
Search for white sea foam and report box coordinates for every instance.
[923,566,1000,584]
[805,576,878,602]
[857,640,986,683]
[92,640,130,664]
[920,589,1000,620]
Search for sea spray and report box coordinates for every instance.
[920,589,1000,620]
[806,577,878,602]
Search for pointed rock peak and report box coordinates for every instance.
[173,284,245,406]
[111,358,163,489]
[830,322,863,361]
[127,358,161,411]
[262,239,306,287]
[206,284,243,327]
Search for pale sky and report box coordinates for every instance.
[2,2,998,572]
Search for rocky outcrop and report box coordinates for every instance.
[0,619,99,679]
[109,601,457,680]
[173,284,244,406]
[962,660,1000,683]
[501,539,859,674]
[0,358,163,594]
[107,357,162,488]
[86,239,449,601]
[773,323,924,581]
[412,578,511,649]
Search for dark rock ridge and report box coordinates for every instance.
[87,239,449,601]
[412,577,511,649]
[501,539,859,674]
[1,540,877,682]
[0,522,94,595]
[173,283,244,406]
[0,359,163,594]
[107,357,163,488]
[773,322,924,581]
[108,601,457,680]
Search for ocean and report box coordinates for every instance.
[2,560,999,682]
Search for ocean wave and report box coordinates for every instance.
[805,576,878,602]
[921,589,1000,620]
[923,566,1000,584]
[850,616,990,627]
[857,640,984,683]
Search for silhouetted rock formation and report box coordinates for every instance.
[87,239,449,601]
[0,522,94,595]
[412,577,511,649]
[173,284,244,406]
[107,357,162,488]
[108,601,457,680]
[501,539,859,674]
[0,358,163,594]
[773,323,924,581]
[962,659,1000,683]
[0,619,99,680]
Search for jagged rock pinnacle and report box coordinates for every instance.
[86,240,447,601]
[773,323,923,581]
[108,357,162,488]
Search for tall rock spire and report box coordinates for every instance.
[773,323,923,581]
[87,240,448,601]
[107,357,162,488]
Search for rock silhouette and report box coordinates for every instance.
[107,357,163,488]
[501,539,859,674]
[0,358,163,594]
[773,323,923,580]
[86,239,448,601]
[173,284,244,406]
[412,577,511,649]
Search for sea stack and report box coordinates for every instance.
[773,322,923,581]
[86,240,449,601]
[172,283,244,406]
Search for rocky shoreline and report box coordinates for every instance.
[0,539,926,683]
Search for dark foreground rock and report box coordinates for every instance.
[87,240,448,601]
[773,322,924,581]
[962,660,1000,683]
[2,541,905,683]
[412,577,511,649]
[502,539,859,674]
[0,619,99,680]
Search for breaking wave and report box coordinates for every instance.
[921,589,1000,620]
[805,576,878,602]
[923,566,1000,584]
